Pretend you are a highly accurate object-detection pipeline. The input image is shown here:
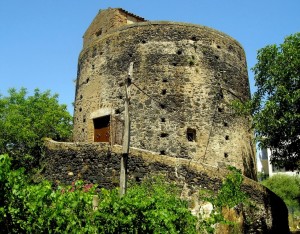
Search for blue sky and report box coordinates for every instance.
[1,0,299,114]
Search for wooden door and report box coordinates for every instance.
[93,115,110,142]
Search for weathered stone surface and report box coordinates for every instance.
[54,8,289,233]
[42,139,289,233]
[73,8,257,179]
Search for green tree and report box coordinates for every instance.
[0,88,72,171]
[239,32,300,170]
[262,174,300,214]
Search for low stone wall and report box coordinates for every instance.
[41,139,289,233]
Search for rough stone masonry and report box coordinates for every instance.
[42,8,290,232]
[73,8,257,179]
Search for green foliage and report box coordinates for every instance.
[1,154,251,233]
[0,88,73,170]
[214,166,248,208]
[0,157,196,233]
[236,32,300,170]
[198,167,248,233]
[262,174,300,214]
[94,177,196,233]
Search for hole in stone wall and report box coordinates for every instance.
[95,29,102,37]
[173,62,177,66]
[115,109,121,114]
[224,152,228,158]
[135,177,141,182]
[223,121,228,127]
[128,53,133,57]
[80,94,83,100]
[217,45,221,49]
[79,107,82,112]
[160,150,166,155]
[160,103,166,109]
[119,95,123,99]
[187,128,196,142]
[215,55,219,60]
[177,49,183,55]
[92,65,95,69]
[218,107,223,113]
[162,78,168,83]
[82,128,85,132]
[161,117,166,122]
[160,133,169,138]
[86,78,89,83]
[162,89,167,95]
[191,36,198,41]
[83,118,86,123]
[225,135,229,140]
[141,40,146,44]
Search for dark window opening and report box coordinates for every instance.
[80,94,83,100]
[217,45,221,49]
[86,78,89,83]
[224,153,229,158]
[225,135,229,140]
[160,133,169,138]
[173,62,177,66]
[161,117,166,122]
[92,64,95,69]
[141,40,146,44]
[162,89,167,95]
[93,115,110,142]
[160,150,166,155]
[215,55,219,60]
[83,118,86,123]
[177,49,183,55]
[218,107,223,112]
[82,128,84,132]
[223,121,228,127]
[187,128,196,142]
[79,107,82,112]
[162,78,168,83]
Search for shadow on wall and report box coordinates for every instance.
[242,150,257,181]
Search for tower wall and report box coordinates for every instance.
[73,10,256,179]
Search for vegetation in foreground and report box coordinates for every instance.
[1,154,250,233]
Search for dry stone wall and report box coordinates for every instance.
[42,139,289,233]
[73,9,256,179]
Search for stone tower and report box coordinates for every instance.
[73,8,256,179]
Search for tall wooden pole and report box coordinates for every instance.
[120,62,133,196]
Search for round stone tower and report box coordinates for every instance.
[73,8,256,179]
